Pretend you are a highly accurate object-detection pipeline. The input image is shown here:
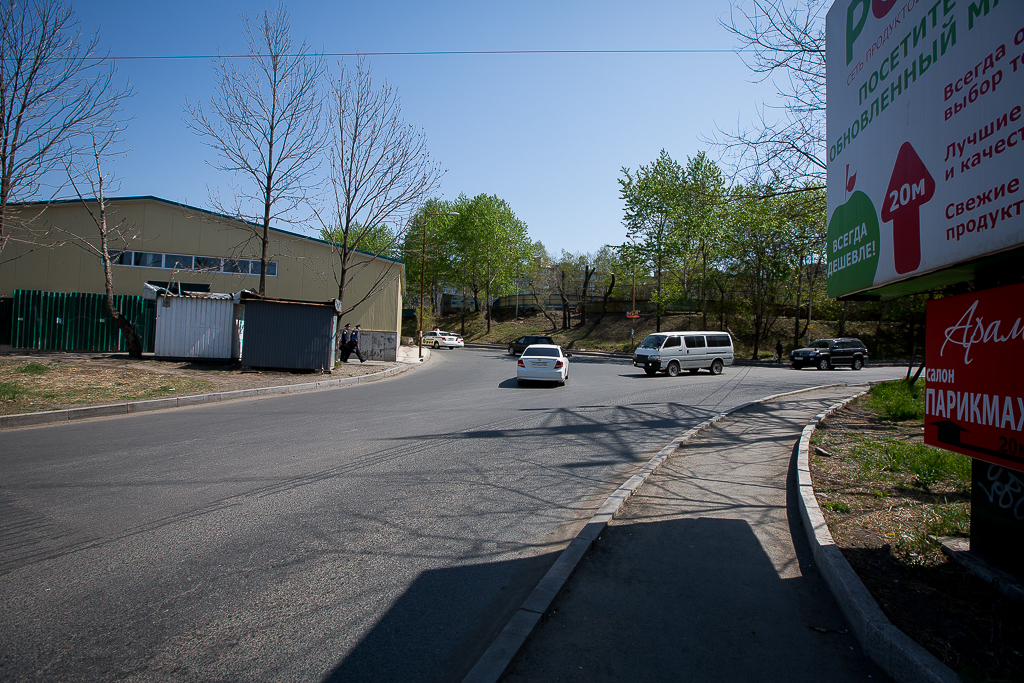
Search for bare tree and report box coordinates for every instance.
[321,57,444,341]
[709,0,827,185]
[184,3,325,295]
[0,0,124,261]
[63,115,144,357]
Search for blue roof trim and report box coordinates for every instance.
[12,195,406,265]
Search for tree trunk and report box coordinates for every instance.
[838,301,849,337]
[872,302,889,357]
[97,205,142,359]
[701,249,708,329]
[595,273,615,326]
[793,265,803,349]
[558,270,570,330]
[579,265,594,325]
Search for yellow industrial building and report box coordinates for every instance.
[0,196,404,335]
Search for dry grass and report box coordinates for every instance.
[0,358,213,415]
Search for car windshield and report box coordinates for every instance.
[810,340,833,348]
[523,347,559,357]
[639,335,666,349]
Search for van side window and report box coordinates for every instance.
[663,336,681,348]
[684,335,706,348]
[707,335,731,347]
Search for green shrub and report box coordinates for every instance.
[866,379,925,421]
[16,362,50,375]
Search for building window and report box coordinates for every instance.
[164,254,193,270]
[109,250,276,276]
[223,258,248,274]
[134,252,163,268]
[194,256,222,272]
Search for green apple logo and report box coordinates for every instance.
[826,190,881,297]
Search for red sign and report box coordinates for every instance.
[626,311,640,319]
[924,283,1024,471]
[880,142,934,275]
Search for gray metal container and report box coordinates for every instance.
[241,300,337,371]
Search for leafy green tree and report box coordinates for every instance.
[619,150,687,332]
[448,194,531,333]
[726,188,795,358]
[321,221,399,259]
[678,152,726,327]
[401,198,458,317]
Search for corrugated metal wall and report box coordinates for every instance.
[154,296,236,359]
[10,290,156,352]
[241,301,336,371]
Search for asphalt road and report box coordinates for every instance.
[0,349,904,682]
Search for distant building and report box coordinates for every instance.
[0,196,404,335]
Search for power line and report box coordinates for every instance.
[106,48,747,61]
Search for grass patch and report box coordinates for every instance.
[822,500,851,513]
[850,438,971,491]
[924,500,971,538]
[16,362,51,375]
[0,381,27,402]
[0,358,214,415]
[139,385,181,399]
[865,379,925,421]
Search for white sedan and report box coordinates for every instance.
[422,330,464,349]
[516,344,571,386]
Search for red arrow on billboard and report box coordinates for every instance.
[880,141,935,274]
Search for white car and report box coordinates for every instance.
[422,330,464,349]
[516,344,571,386]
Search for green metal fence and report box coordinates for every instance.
[10,290,156,353]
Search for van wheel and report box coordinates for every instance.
[666,361,680,377]
[688,368,699,374]
[710,359,724,375]
[851,357,863,370]
[644,368,657,376]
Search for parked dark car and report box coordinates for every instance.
[508,335,555,355]
[790,338,868,370]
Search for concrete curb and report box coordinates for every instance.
[0,361,422,430]
[796,395,960,683]
[461,381,856,683]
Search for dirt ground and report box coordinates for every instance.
[812,401,1024,682]
[0,351,396,416]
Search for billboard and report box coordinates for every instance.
[825,0,1024,298]
[923,282,1024,472]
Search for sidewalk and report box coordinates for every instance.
[501,387,888,683]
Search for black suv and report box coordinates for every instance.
[507,335,555,355]
[790,338,868,370]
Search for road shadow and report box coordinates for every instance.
[503,516,883,682]
[320,550,560,683]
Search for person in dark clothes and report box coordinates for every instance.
[349,324,366,363]
[340,323,352,362]
[775,340,784,364]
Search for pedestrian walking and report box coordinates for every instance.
[340,323,352,362]
[775,340,784,364]
[349,324,366,363]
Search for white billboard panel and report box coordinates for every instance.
[826,0,1024,297]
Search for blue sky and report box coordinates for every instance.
[71,0,778,255]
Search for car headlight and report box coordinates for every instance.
[650,355,660,361]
